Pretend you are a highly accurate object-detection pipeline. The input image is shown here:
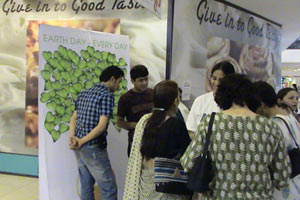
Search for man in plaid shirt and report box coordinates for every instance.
[69,66,124,200]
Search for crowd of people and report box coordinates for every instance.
[68,62,300,200]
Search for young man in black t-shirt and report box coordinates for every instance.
[117,65,153,157]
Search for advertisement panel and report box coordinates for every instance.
[39,24,130,200]
[0,0,167,155]
[0,0,168,198]
[170,0,282,107]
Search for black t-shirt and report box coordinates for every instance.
[117,88,153,141]
[150,117,191,159]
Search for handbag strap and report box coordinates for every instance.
[202,112,216,157]
[273,116,299,148]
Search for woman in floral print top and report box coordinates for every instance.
[181,74,291,200]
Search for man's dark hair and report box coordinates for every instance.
[211,61,235,77]
[253,81,277,108]
[215,74,259,110]
[100,66,124,82]
[130,65,149,81]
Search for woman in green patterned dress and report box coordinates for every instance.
[181,74,291,200]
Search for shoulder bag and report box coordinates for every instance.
[154,157,193,195]
[274,116,300,178]
[186,112,216,193]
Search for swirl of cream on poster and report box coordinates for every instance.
[0,16,26,152]
[120,19,167,88]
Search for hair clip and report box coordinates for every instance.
[153,107,164,111]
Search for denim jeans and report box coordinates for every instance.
[74,144,117,200]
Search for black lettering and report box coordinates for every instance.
[36,1,42,12]
[72,0,80,14]
[247,17,264,38]
[266,23,279,42]
[88,2,95,11]
[81,2,88,11]
[128,0,134,9]
[12,1,32,13]
[2,0,32,15]
[135,1,142,8]
[197,0,222,26]
[247,17,254,37]
[2,0,10,16]
[237,19,244,32]
[41,3,50,12]
[197,0,207,24]
[95,0,105,10]
[117,0,126,9]
[10,1,17,12]
[54,2,60,11]
[60,3,66,11]
[112,0,141,10]
[112,0,117,10]
[225,13,235,29]
[216,14,222,25]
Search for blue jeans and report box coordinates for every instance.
[74,145,117,200]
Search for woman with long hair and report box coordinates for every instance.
[123,80,191,200]
[181,74,290,200]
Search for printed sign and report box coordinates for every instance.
[170,0,282,107]
[38,24,130,200]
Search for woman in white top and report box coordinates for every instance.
[254,81,300,200]
[186,61,235,135]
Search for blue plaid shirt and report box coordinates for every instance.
[75,83,114,147]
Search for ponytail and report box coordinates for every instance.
[140,80,179,160]
[141,110,167,160]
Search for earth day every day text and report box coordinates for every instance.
[42,34,128,50]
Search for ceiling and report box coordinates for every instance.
[225,0,300,51]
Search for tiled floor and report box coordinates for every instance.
[0,173,38,200]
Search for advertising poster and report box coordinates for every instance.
[39,24,130,200]
[170,0,282,107]
[0,0,168,198]
[0,0,168,156]
[26,19,121,149]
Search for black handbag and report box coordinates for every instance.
[274,116,300,178]
[187,112,216,193]
[154,157,193,195]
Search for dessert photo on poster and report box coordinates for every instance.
[205,36,277,93]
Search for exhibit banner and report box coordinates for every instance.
[0,0,167,156]
[170,0,282,107]
[0,0,168,197]
[38,24,130,200]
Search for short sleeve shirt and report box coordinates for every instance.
[186,91,220,132]
[117,88,153,141]
[75,83,114,147]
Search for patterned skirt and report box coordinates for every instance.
[138,168,192,200]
